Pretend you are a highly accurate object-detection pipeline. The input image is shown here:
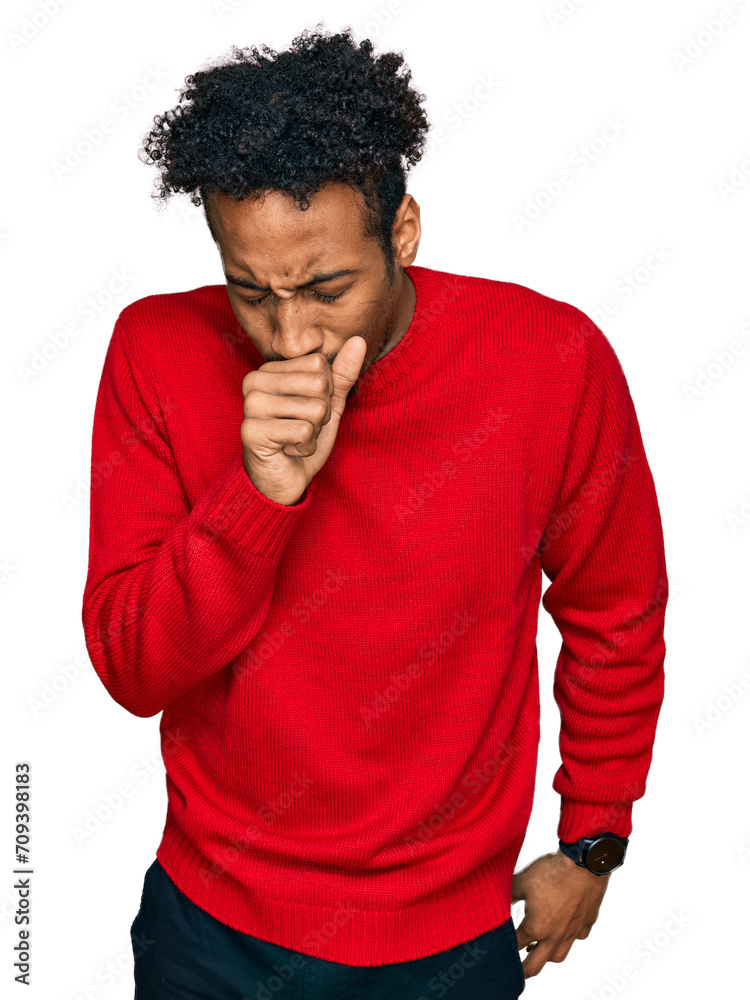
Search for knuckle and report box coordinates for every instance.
[240,418,257,446]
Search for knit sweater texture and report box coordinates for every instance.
[82,263,668,965]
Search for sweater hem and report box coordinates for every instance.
[155,818,522,966]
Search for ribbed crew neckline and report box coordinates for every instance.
[229,264,445,401]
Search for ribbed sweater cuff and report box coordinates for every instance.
[197,454,316,556]
[558,798,633,842]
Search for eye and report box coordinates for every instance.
[242,289,345,307]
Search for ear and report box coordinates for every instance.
[393,193,421,268]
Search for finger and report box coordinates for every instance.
[548,935,577,963]
[244,390,330,427]
[242,416,316,454]
[514,919,539,951]
[249,354,334,397]
[520,940,556,979]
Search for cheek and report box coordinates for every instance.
[228,295,249,323]
[348,294,382,331]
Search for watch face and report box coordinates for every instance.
[585,837,625,873]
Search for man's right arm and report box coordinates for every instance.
[81,315,314,718]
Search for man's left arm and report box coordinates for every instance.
[512,313,669,978]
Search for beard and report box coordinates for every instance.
[345,284,403,400]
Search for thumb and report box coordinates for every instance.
[329,336,368,416]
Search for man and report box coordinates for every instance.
[82,25,668,1000]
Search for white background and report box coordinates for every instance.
[3,0,749,996]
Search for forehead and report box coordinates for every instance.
[208,182,369,266]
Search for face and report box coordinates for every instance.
[205,181,421,388]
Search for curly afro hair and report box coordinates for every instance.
[138,24,430,283]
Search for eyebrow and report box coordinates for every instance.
[224,268,359,291]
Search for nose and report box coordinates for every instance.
[269,294,323,358]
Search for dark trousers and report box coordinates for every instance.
[131,858,526,999]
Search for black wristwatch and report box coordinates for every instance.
[558,833,629,875]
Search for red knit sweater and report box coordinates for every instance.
[82,264,668,966]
